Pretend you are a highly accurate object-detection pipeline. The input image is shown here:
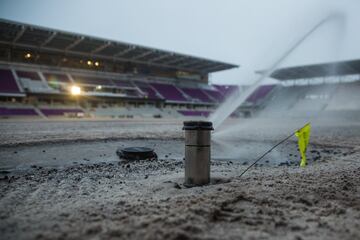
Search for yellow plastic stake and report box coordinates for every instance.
[295,123,311,167]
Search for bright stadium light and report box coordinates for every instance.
[70,85,81,95]
[24,53,31,59]
[94,61,100,67]
[87,60,93,66]
[96,85,102,90]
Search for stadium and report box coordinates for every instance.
[0,18,242,119]
[1,2,360,240]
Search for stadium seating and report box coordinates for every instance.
[178,110,211,117]
[246,85,276,104]
[16,70,55,93]
[16,70,41,80]
[93,107,130,118]
[0,69,21,93]
[2,66,230,105]
[181,87,214,103]
[93,106,164,118]
[113,80,134,88]
[203,89,224,102]
[257,83,360,119]
[151,83,188,102]
[40,108,84,117]
[43,73,70,83]
[72,75,113,86]
[0,107,38,117]
[124,89,142,98]
[134,82,162,100]
[43,73,70,91]
[326,82,360,111]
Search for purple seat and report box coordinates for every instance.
[40,108,83,116]
[203,89,224,102]
[178,110,211,117]
[125,89,142,98]
[16,71,41,80]
[151,83,188,102]
[134,81,162,100]
[0,69,21,93]
[181,87,214,103]
[0,107,38,116]
[246,85,275,103]
[139,86,162,99]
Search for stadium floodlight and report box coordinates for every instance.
[24,53,31,59]
[94,61,100,67]
[87,60,93,66]
[70,85,81,95]
[96,85,102,90]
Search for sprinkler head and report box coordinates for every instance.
[183,121,213,186]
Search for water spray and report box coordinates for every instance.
[210,13,344,131]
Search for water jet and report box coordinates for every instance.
[210,13,345,131]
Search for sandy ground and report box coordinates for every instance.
[0,118,359,240]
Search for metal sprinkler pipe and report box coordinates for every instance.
[183,121,213,186]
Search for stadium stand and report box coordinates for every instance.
[72,75,114,86]
[203,88,225,102]
[178,110,211,117]
[246,85,276,104]
[180,87,214,103]
[16,70,41,80]
[0,19,240,119]
[16,70,53,93]
[43,73,70,83]
[0,106,38,117]
[255,60,360,119]
[257,83,360,119]
[150,83,188,102]
[325,81,360,111]
[113,80,135,88]
[134,81,163,100]
[0,69,21,94]
[39,108,84,117]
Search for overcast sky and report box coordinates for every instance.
[0,0,359,84]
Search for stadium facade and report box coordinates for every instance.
[0,18,245,119]
[254,60,360,119]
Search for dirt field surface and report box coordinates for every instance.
[0,118,359,240]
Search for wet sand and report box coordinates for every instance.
[0,118,359,240]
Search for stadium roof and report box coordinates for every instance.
[0,18,238,74]
[267,59,360,80]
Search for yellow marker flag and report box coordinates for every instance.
[295,123,311,167]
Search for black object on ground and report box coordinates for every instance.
[116,147,157,161]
